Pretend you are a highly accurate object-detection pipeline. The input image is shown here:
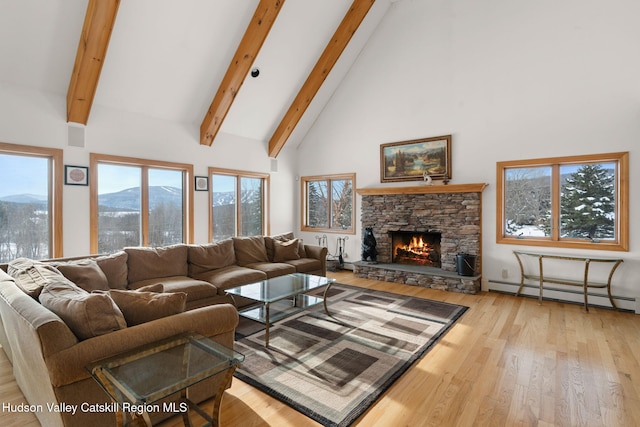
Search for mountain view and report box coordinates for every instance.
[0,186,245,211]
[0,185,263,261]
[0,194,48,204]
[97,186,183,212]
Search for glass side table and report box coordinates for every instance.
[87,333,244,427]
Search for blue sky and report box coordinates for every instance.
[0,154,48,197]
[506,162,615,180]
[98,164,184,194]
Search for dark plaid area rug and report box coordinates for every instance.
[233,284,468,427]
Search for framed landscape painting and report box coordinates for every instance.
[380,135,451,183]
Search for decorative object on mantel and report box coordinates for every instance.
[380,134,451,183]
[422,171,433,185]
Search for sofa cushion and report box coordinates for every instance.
[244,262,296,279]
[128,276,218,302]
[192,265,267,293]
[95,251,129,289]
[136,283,164,293]
[125,245,188,284]
[39,278,126,340]
[188,239,236,276]
[233,236,269,266]
[285,258,323,274]
[54,259,110,292]
[273,238,300,262]
[7,258,64,298]
[105,289,187,326]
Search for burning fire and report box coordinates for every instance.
[401,235,432,255]
[393,233,440,267]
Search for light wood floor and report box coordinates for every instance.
[2,271,639,426]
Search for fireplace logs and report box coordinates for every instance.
[391,232,441,267]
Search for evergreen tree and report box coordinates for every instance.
[560,164,615,239]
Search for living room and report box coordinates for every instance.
[0,0,638,426]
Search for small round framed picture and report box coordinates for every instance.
[65,165,89,186]
[195,176,209,191]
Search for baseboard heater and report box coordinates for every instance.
[488,279,636,313]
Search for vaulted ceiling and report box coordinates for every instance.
[0,0,394,157]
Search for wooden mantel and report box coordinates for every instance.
[356,183,488,196]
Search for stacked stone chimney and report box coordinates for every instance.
[354,184,486,294]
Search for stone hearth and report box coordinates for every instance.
[354,184,487,294]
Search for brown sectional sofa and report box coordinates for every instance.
[0,233,327,427]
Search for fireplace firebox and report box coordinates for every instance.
[390,231,441,268]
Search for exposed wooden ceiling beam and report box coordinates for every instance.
[267,0,375,158]
[66,0,120,124]
[200,0,284,146]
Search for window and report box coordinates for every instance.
[301,173,355,234]
[90,154,193,253]
[0,143,63,262]
[210,168,269,241]
[497,152,628,251]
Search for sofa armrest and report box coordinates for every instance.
[304,244,328,260]
[46,303,238,388]
[0,278,79,360]
[303,245,328,276]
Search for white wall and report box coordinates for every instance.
[0,82,297,257]
[296,0,640,305]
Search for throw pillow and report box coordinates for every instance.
[232,236,269,266]
[125,245,188,284]
[105,289,187,326]
[297,239,307,258]
[39,278,126,340]
[188,239,236,276]
[273,238,301,262]
[54,259,110,292]
[7,258,65,298]
[264,232,295,261]
[95,251,129,289]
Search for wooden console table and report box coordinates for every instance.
[513,251,623,312]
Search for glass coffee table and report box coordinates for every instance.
[226,273,336,347]
[87,333,244,427]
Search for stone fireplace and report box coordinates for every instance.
[354,183,487,294]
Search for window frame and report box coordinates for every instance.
[208,167,270,241]
[496,152,629,251]
[90,153,194,253]
[0,142,63,259]
[301,173,356,234]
